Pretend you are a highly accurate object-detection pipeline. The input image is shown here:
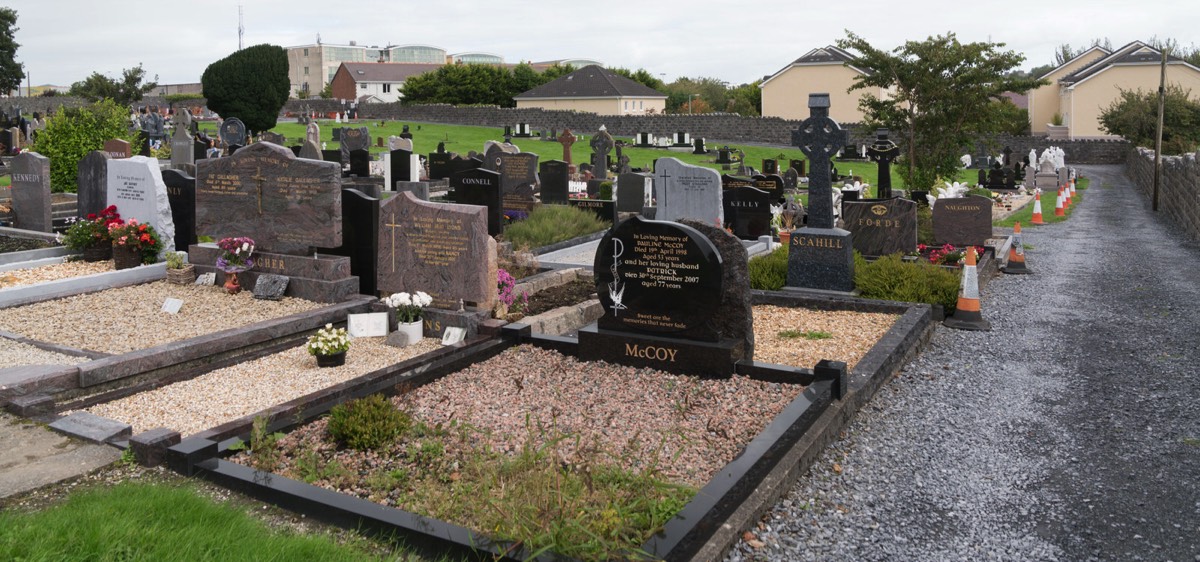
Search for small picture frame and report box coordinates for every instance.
[347,312,389,337]
[441,327,466,346]
[161,298,184,314]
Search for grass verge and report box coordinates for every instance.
[502,204,610,250]
[993,177,1090,228]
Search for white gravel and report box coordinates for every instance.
[0,337,89,368]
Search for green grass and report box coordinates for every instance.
[993,177,1090,228]
[502,204,610,250]
[0,482,397,562]
[778,329,833,340]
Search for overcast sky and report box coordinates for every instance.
[7,0,1193,90]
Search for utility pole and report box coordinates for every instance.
[238,5,244,50]
[1152,47,1167,212]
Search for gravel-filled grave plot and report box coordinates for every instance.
[83,337,442,437]
[0,337,90,369]
[750,305,900,370]
[0,260,113,290]
[228,344,812,559]
[0,281,323,354]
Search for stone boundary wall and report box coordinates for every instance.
[6,96,1129,164]
[1126,147,1200,239]
[5,96,203,115]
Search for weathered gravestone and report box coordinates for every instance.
[783,168,800,189]
[107,156,178,251]
[579,216,750,376]
[388,136,412,152]
[451,167,502,236]
[653,157,722,226]
[193,142,355,302]
[161,169,197,252]
[539,160,569,204]
[786,93,855,293]
[616,172,653,213]
[378,191,497,313]
[260,132,285,145]
[306,122,320,146]
[218,118,247,153]
[722,186,772,240]
[10,152,52,232]
[299,138,322,161]
[103,139,132,159]
[842,198,918,257]
[932,195,992,246]
[589,127,614,180]
[77,151,110,219]
[170,111,194,170]
[339,126,369,165]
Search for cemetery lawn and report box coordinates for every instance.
[993,177,1090,228]
[0,479,405,562]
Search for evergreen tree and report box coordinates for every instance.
[201,44,290,133]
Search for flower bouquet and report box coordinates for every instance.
[107,218,164,268]
[382,291,433,323]
[307,323,351,367]
[215,236,256,273]
[60,205,122,261]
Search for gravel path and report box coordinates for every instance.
[727,165,1200,561]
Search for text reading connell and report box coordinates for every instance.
[624,343,678,362]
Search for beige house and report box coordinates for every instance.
[1030,41,1200,139]
[760,46,885,124]
[514,65,666,115]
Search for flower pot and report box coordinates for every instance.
[82,243,113,263]
[223,271,242,294]
[315,351,346,368]
[396,320,423,343]
[167,264,196,285]
[778,230,792,246]
[112,244,142,270]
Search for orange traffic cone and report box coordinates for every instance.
[1064,182,1073,207]
[1031,191,1045,225]
[1054,188,1065,217]
[1002,222,1032,274]
[944,247,991,331]
[1069,178,1077,199]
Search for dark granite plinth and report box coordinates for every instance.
[421,307,490,339]
[786,227,855,292]
[130,428,181,467]
[577,324,742,377]
[189,244,358,303]
[841,198,917,257]
[48,412,132,444]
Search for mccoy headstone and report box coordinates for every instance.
[539,160,569,204]
[451,167,502,236]
[378,191,497,311]
[932,195,993,246]
[107,156,178,251]
[195,142,342,253]
[842,198,918,257]
[10,152,52,232]
[161,169,197,251]
[77,151,110,219]
[722,186,772,240]
[616,172,653,213]
[653,157,722,226]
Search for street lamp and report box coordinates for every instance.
[689,93,699,114]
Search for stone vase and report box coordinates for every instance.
[112,244,142,270]
[396,320,423,344]
[315,351,346,368]
[223,271,242,295]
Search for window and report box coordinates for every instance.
[303,66,309,76]
[624,101,628,110]
[360,83,368,90]
[639,101,643,110]
[383,84,391,93]
[304,48,309,56]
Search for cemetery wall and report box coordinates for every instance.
[7,96,205,115]
[1126,147,1200,239]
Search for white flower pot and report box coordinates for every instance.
[396,321,423,344]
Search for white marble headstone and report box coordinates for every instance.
[652,157,723,226]
[106,156,177,252]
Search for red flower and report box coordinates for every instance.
[138,224,147,232]
[86,213,97,220]
[139,233,151,243]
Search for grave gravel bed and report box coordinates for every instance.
[393,345,801,488]
[751,305,899,370]
[0,260,113,290]
[84,337,441,436]
[0,281,323,354]
[0,337,89,368]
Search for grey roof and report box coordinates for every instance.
[337,62,443,83]
[789,46,857,66]
[514,65,666,99]
[1061,41,1189,84]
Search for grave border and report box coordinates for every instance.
[164,290,932,561]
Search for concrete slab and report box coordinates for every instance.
[48,411,132,444]
[0,413,120,499]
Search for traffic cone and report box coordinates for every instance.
[1002,222,1032,274]
[1054,188,1065,217]
[1069,179,1077,199]
[1064,182,1072,207]
[944,247,992,331]
[1031,191,1045,225]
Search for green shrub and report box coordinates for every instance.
[326,394,410,451]
[598,181,613,200]
[503,204,609,250]
[854,252,961,311]
[748,243,789,290]
[31,99,141,193]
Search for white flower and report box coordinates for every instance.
[241,242,250,252]
[415,291,433,307]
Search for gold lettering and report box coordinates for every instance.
[623,343,678,362]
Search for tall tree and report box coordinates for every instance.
[837,31,1047,189]
[1099,85,1200,154]
[202,44,290,133]
[0,8,25,94]
[68,64,158,106]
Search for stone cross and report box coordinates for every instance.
[171,110,192,133]
[558,129,576,166]
[791,93,848,229]
[590,126,614,180]
[250,166,267,215]
[865,128,900,199]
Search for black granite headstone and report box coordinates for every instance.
[76,150,110,219]
[721,174,754,189]
[932,195,992,246]
[723,186,772,240]
[347,149,370,178]
[616,172,653,213]
[790,159,806,177]
[322,149,342,165]
[841,198,917,257]
[451,167,503,236]
[865,129,899,199]
[427,151,453,180]
[218,118,247,148]
[568,198,615,224]
[161,169,197,252]
[539,160,569,204]
[752,174,786,201]
[317,188,380,296]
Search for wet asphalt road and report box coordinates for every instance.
[727,165,1200,562]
